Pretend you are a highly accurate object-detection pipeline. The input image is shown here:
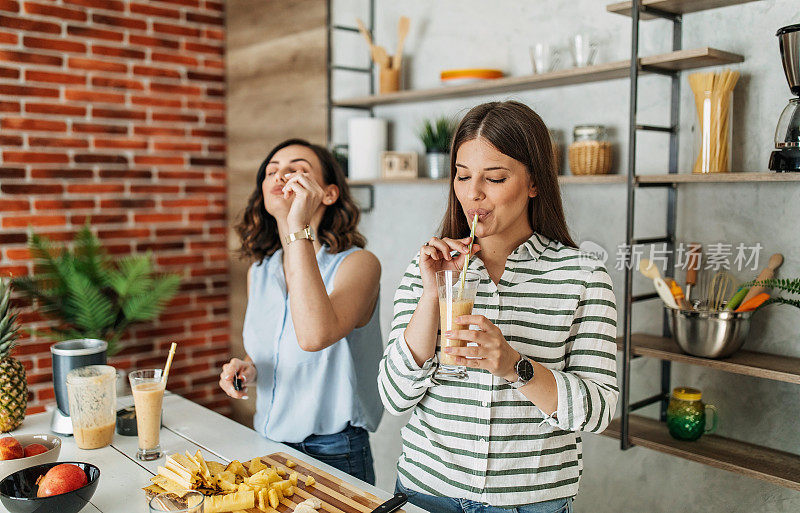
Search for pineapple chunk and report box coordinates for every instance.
[285,459,297,468]
[289,472,298,486]
[305,475,316,487]
[268,488,279,509]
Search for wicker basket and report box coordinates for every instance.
[568,140,612,175]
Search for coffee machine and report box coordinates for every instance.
[50,339,107,435]
[769,24,800,171]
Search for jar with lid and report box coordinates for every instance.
[568,125,612,175]
[665,386,718,441]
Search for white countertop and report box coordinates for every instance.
[11,394,427,513]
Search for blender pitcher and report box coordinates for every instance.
[66,365,117,449]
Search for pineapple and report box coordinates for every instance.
[0,279,27,432]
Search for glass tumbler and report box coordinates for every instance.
[666,387,719,441]
[435,270,480,381]
[66,364,117,450]
[129,369,166,461]
[149,491,204,513]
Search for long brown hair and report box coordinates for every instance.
[236,138,365,262]
[439,101,576,248]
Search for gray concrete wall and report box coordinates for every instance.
[331,0,800,511]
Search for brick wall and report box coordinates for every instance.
[0,0,229,416]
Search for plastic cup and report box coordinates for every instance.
[66,365,117,450]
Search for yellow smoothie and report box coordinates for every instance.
[74,422,115,449]
[439,299,474,365]
[132,381,165,450]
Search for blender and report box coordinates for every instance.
[769,24,800,171]
[50,339,107,435]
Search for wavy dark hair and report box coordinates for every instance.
[439,101,577,248]
[236,138,365,262]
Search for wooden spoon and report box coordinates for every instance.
[740,253,783,304]
[639,258,679,309]
[356,18,375,57]
[684,242,701,303]
[393,16,410,70]
[373,45,391,69]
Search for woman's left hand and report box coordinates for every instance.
[283,172,325,231]
[444,315,520,381]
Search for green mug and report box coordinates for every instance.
[666,387,718,441]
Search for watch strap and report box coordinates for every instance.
[286,225,314,244]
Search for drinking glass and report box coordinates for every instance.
[434,270,480,381]
[149,491,204,513]
[569,33,598,67]
[66,365,117,450]
[129,369,165,461]
[530,43,560,74]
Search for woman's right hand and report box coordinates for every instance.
[419,236,481,293]
[219,358,257,400]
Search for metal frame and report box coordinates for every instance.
[620,0,682,450]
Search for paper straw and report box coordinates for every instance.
[162,342,177,385]
[458,214,479,299]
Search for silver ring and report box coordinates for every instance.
[424,242,429,246]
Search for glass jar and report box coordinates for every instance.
[573,125,607,142]
[665,387,718,441]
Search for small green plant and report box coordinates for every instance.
[740,278,800,310]
[418,116,457,153]
[11,225,181,355]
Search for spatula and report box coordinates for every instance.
[393,16,410,70]
[739,253,783,305]
[639,258,678,309]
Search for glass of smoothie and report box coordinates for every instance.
[435,269,480,380]
[66,365,117,450]
[129,369,166,461]
[149,490,204,512]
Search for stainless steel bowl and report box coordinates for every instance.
[667,305,753,359]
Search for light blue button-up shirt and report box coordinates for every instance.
[243,245,384,443]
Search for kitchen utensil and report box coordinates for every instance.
[685,243,702,302]
[725,286,749,311]
[50,339,108,435]
[770,24,800,171]
[735,292,770,312]
[740,253,784,304]
[666,387,718,441]
[393,16,410,70]
[355,18,375,55]
[706,270,733,311]
[666,279,692,310]
[668,303,753,358]
[530,43,560,74]
[638,258,679,309]
[371,493,408,513]
[373,45,391,69]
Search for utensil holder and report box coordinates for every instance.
[568,140,612,175]
[379,66,400,94]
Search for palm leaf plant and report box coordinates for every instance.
[11,225,181,355]
[740,278,800,310]
[418,116,457,153]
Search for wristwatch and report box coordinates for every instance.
[509,353,534,389]
[286,225,315,245]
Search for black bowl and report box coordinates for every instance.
[0,462,100,513]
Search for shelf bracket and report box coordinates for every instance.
[636,124,676,133]
[331,24,359,32]
[631,292,660,303]
[630,393,669,412]
[331,65,372,73]
[640,5,682,23]
[640,64,679,77]
[631,235,674,245]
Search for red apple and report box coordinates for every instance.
[0,436,23,460]
[23,443,48,457]
[36,464,88,497]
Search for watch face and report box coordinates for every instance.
[517,358,534,382]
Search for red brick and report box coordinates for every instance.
[153,0,199,7]
[67,25,123,42]
[64,0,123,10]
[74,153,128,164]
[2,215,66,228]
[65,89,125,103]
[203,58,223,69]
[186,70,223,82]
[152,112,199,123]
[97,228,150,239]
[134,155,185,166]
[24,2,86,21]
[92,107,146,120]
[0,167,24,178]
[31,168,93,179]
[190,266,226,277]
[132,64,181,79]
[0,135,21,146]
[94,138,148,150]
[130,2,179,18]
[0,199,29,212]
[204,28,223,40]
[152,52,198,67]
[150,82,202,96]
[187,100,224,111]
[206,116,224,125]
[130,34,179,50]
[205,86,224,97]
[99,168,151,179]
[0,0,19,12]
[136,241,184,252]
[135,325,185,339]
[92,45,146,60]
[184,41,223,55]
[91,76,144,90]
[69,57,127,73]
[160,309,207,322]
[26,406,45,415]
[0,50,61,66]
[92,13,147,30]
[134,126,184,136]
[186,12,223,26]
[25,103,86,116]
[0,65,18,79]
[190,156,225,166]
[0,14,60,33]
[153,21,200,38]
[25,372,53,385]
[0,30,15,43]
[25,70,86,85]
[24,36,86,53]
[28,136,89,148]
[0,265,28,277]
[156,227,202,237]
[189,212,225,222]
[66,183,125,193]
[73,122,127,134]
[0,100,19,112]
[37,388,55,401]
[191,128,224,138]
[131,95,182,108]
[70,214,127,225]
[99,198,154,209]
[35,199,95,209]
[158,170,204,180]
[130,184,180,194]
[154,141,202,152]
[3,151,68,163]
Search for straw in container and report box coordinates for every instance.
[162,342,177,385]
[458,214,479,299]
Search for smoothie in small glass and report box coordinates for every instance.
[129,369,165,461]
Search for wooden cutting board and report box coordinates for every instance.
[244,452,401,513]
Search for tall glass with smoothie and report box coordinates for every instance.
[435,269,480,380]
[66,365,117,449]
[129,369,165,461]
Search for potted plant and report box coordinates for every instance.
[11,225,181,356]
[418,116,457,179]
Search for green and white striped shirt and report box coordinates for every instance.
[378,232,618,507]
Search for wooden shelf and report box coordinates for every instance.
[618,334,800,385]
[637,172,800,184]
[602,414,800,491]
[333,48,743,108]
[607,0,759,19]
[348,175,628,186]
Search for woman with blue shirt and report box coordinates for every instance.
[219,138,384,483]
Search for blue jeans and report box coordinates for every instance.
[285,425,375,485]
[395,478,573,513]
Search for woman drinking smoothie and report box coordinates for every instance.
[378,101,618,512]
[219,139,383,483]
